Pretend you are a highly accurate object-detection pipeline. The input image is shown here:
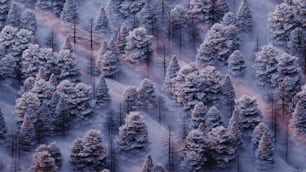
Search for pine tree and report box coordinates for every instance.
[252,122,272,151]
[205,106,223,132]
[290,100,306,135]
[293,84,306,108]
[288,27,305,57]
[227,110,242,149]
[70,129,107,171]
[0,0,10,29]
[142,154,154,172]
[0,109,7,144]
[235,95,262,131]
[293,0,306,27]
[60,0,78,23]
[170,5,187,29]
[20,10,37,33]
[188,0,214,24]
[122,86,139,114]
[19,115,36,151]
[125,27,152,63]
[183,125,207,171]
[35,0,52,11]
[117,25,128,54]
[164,55,180,91]
[222,11,237,26]
[61,36,73,51]
[47,142,62,168]
[117,111,148,152]
[196,23,239,64]
[57,49,80,81]
[268,3,298,47]
[23,76,35,92]
[237,0,253,32]
[215,0,230,22]
[278,76,300,106]
[222,75,235,114]
[96,48,120,78]
[255,131,274,172]
[96,75,111,107]
[94,6,110,34]
[28,150,57,172]
[191,102,208,129]
[52,0,65,17]
[138,78,157,106]
[6,3,21,27]
[137,2,156,34]
[228,50,246,77]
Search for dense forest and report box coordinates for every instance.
[0,0,304,171]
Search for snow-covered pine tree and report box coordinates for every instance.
[0,0,10,29]
[48,73,58,86]
[252,122,271,150]
[122,86,139,114]
[222,11,237,26]
[96,47,120,78]
[235,95,262,132]
[138,78,157,106]
[35,0,52,11]
[28,150,57,172]
[125,27,152,63]
[19,115,36,151]
[237,0,253,32]
[94,6,110,34]
[164,55,180,91]
[52,0,65,17]
[20,10,37,33]
[293,84,306,107]
[183,125,207,171]
[0,109,7,144]
[6,3,21,27]
[57,49,80,81]
[170,5,187,30]
[228,50,246,77]
[288,27,305,57]
[254,44,279,87]
[13,29,33,57]
[290,100,306,135]
[96,75,111,107]
[188,0,214,25]
[137,2,156,34]
[142,154,154,172]
[268,3,298,47]
[278,76,300,107]
[255,131,274,172]
[117,111,148,152]
[196,23,239,64]
[117,25,128,54]
[293,0,306,27]
[47,142,62,168]
[60,0,78,23]
[227,110,242,149]
[35,102,53,139]
[23,76,35,92]
[215,0,230,22]
[222,75,235,114]
[61,36,73,51]
[191,102,208,129]
[70,129,107,171]
[205,106,223,132]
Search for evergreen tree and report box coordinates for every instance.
[94,6,110,34]
[196,23,239,64]
[138,78,157,106]
[183,125,207,171]
[6,3,21,27]
[228,50,246,77]
[117,25,128,54]
[125,27,152,63]
[293,0,306,27]
[35,0,52,11]
[60,0,78,23]
[19,115,36,151]
[222,75,235,113]
[52,0,65,17]
[170,5,187,29]
[137,2,156,34]
[235,95,262,131]
[255,131,274,172]
[278,76,300,106]
[237,0,253,32]
[70,129,107,171]
[117,111,148,152]
[164,55,180,91]
[188,0,214,24]
[20,9,37,33]
[293,84,306,108]
[288,27,305,56]
[61,36,73,51]
[252,122,271,150]
[96,75,111,107]
[0,0,10,29]
[227,110,242,148]
[268,3,298,47]
[290,100,306,135]
[23,76,35,92]
[96,48,120,78]
[205,106,223,132]
[222,11,237,26]
[191,102,208,129]
[215,0,230,22]
[0,109,7,144]
[122,86,139,114]
[142,154,154,172]
[28,150,57,172]
[31,142,62,169]
[57,49,80,81]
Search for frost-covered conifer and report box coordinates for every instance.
[252,122,271,150]
[125,27,152,63]
[96,75,111,107]
[278,76,300,105]
[23,77,35,92]
[215,0,230,22]
[0,109,7,144]
[227,110,242,148]
[290,100,306,135]
[164,55,180,91]
[237,0,253,32]
[293,84,306,108]
[138,78,157,106]
[268,3,298,47]
[0,0,10,28]
[19,115,36,151]
[137,2,156,33]
[57,49,80,81]
[228,50,246,76]
[142,154,154,172]
[96,48,120,78]
[117,111,148,152]
[35,0,52,11]
[70,129,107,171]
[20,10,37,33]
[222,11,237,26]
[191,102,208,129]
[60,0,78,23]
[255,131,274,172]
[6,3,21,27]
[235,95,262,131]
[205,106,223,132]
[183,125,207,171]
[293,0,306,27]
[222,75,235,113]
[61,36,73,51]
[170,5,187,29]
[117,25,128,54]
[122,86,139,114]
[32,142,62,169]
[28,150,57,172]
[288,27,305,56]
[196,23,239,64]
[94,6,110,34]
[188,0,214,24]
[52,0,65,17]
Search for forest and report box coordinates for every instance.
[0,0,304,172]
